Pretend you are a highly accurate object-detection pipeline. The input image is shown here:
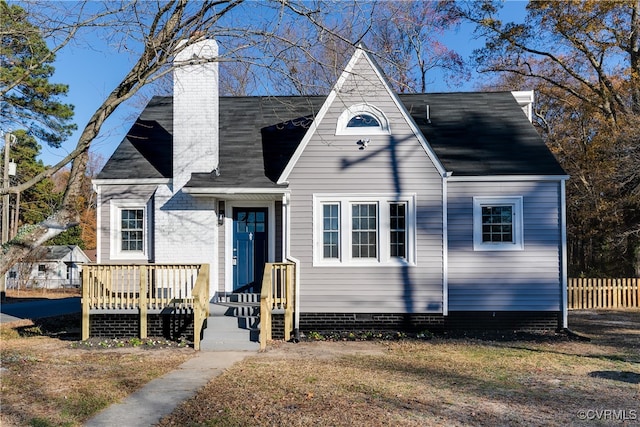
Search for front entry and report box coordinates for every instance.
[233,208,268,291]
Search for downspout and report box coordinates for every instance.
[92,183,101,263]
[282,193,301,342]
[442,171,452,316]
[560,179,568,329]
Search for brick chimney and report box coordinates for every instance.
[172,39,219,190]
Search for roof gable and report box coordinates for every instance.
[277,46,446,184]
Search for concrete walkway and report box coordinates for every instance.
[84,350,253,427]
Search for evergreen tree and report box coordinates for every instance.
[0,0,76,147]
[1,130,59,225]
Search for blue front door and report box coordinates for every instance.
[233,208,267,291]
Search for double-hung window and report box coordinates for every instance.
[121,208,144,251]
[473,196,524,251]
[389,203,406,258]
[351,203,377,258]
[110,200,149,260]
[322,204,340,259]
[315,195,415,266]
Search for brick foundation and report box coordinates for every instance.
[292,312,444,336]
[445,311,561,332]
[89,312,195,341]
[89,310,561,343]
[274,311,560,338]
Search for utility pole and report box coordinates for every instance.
[2,132,16,302]
[2,133,11,244]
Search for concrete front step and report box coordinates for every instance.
[199,302,260,351]
[223,292,260,304]
[217,303,260,318]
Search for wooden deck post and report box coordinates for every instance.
[260,264,273,351]
[284,264,294,342]
[81,266,90,341]
[192,264,210,351]
[139,266,147,339]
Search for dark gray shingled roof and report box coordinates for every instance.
[187,96,325,189]
[97,92,566,185]
[399,92,566,176]
[97,97,173,180]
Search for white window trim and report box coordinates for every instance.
[335,103,390,135]
[110,199,150,261]
[313,194,416,267]
[473,196,524,251]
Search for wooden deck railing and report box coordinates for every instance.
[192,265,210,351]
[568,278,639,309]
[260,262,295,350]
[81,264,210,350]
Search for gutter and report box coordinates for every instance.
[447,175,570,182]
[442,171,452,316]
[183,187,287,195]
[92,178,171,186]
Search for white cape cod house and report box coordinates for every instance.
[8,245,90,289]
[91,40,569,347]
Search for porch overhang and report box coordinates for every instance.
[182,187,289,201]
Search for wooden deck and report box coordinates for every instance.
[82,264,209,350]
[81,262,296,350]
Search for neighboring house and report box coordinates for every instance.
[93,41,569,332]
[83,248,97,263]
[7,245,91,289]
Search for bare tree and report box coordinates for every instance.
[367,1,467,93]
[454,0,640,275]
[0,0,369,275]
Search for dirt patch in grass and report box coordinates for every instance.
[159,310,640,427]
[0,314,195,427]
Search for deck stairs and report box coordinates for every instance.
[199,293,261,351]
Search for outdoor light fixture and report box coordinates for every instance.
[218,200,225,225]
[357,138,370,150]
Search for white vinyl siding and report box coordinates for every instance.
[448,181,562,311]
[289,54,444,314]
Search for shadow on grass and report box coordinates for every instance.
[333,339,637,425]
[13,313,81,341]
[589,370,640,384]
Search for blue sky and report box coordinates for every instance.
[39,1,528,168]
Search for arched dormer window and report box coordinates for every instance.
[347,113,380,128]
[336,104,390,135]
